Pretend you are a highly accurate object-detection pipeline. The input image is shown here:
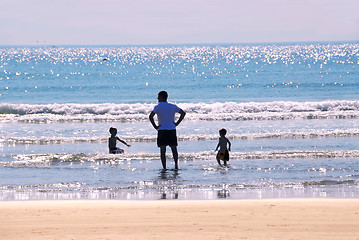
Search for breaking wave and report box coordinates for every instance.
[2,128,359,145]
[2,150,359,167]
[1,100,359,123]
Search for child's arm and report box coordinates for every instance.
[227,139,231,151]
[215,142,220,151]
[116,137,130,147]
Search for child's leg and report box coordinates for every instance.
[223,150,229,166]
[216,153,222,166]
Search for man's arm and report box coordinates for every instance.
[175,109,186,127]
[149,111,159,130]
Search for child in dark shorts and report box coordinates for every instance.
[215,128,231,166]
[108,127,130,154]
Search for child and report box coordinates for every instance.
[215,128,231,166]
[108,127,130,154]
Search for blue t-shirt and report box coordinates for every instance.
[152,102,181,130]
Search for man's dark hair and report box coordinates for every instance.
[158,91,168,100]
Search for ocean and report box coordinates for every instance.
[1,42,358,200]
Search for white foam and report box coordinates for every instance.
[3,149,359,167]
[2,128,359,145]
[1,100,359,123]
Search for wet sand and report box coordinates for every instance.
[1,199,358,240]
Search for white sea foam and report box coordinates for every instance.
[3,149,359,167]
[2,128,359,145]
[1,100,359,123]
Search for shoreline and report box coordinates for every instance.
[1,199,358,240]
[2,183,359,201]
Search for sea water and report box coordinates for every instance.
[0,42,359,200]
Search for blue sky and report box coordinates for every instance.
[1,0,358,45]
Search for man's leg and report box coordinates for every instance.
[170,146,178,169]
[160,146,167,169]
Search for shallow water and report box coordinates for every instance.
[0,42,358,200]
[1,155,358,200]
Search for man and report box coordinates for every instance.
[149,91,186,170]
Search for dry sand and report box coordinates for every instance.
[1,199,358,240]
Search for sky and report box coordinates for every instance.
[1,0,358,45]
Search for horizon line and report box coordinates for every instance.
[1,40,358,48]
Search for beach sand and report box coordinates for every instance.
[0,199,358,240]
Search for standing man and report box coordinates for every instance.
[149,91,186,170]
